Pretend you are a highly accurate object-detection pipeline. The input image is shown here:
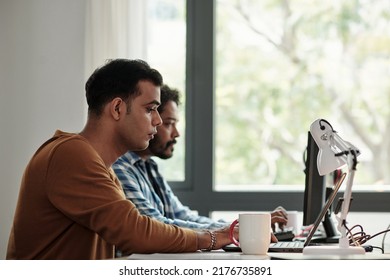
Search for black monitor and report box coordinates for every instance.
[303,131,340,243]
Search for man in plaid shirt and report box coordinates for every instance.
[113,84,228,229]
[113,84,287,231]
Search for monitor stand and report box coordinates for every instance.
[311,235,340,244]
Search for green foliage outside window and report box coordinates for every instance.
[216,0,390,185]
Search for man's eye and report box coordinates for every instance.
[164,121,177,128]
[147,107,157,113]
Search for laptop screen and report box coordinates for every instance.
[303,172,346,247]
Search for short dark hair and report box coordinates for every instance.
[159,84,181,114]
[85,59,163,116]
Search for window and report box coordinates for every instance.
[85,0,186,182]
[215,0,390,190]
[90,0,390,215]
[146,0,186,182]
[181,0,390,216]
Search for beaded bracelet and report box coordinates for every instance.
[206,230,217,251]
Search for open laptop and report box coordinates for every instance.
[268,172,346,252]
[223,172,346,253]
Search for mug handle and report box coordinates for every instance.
[229,219,239,246]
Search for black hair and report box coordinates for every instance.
[159,84,181,114]
[85,59,163,116]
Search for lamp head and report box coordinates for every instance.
[309,119,359,176]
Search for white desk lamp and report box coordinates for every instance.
[303,119,365,255]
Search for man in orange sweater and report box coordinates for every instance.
[7,59,242,259]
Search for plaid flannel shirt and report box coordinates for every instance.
[112,151,228,229]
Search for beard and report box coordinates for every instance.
[149,138,176,159]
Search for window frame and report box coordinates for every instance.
[172,0,390,216]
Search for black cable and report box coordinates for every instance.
[371,246,384,254]
[319,119,334,131]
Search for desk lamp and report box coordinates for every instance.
[303,119,365,255]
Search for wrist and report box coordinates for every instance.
[205,230,217,251]
[197,230,217,251]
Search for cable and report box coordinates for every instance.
[345,222,365,246]
[370,246,384,254]
[319,119,334,131]
[345,222,390,253]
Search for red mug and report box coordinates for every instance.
[229,219,240,246]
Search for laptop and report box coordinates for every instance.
[223,172,346,253]
[268,172,346,252]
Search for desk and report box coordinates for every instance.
[126,250,390,260]
[127,250,268,260]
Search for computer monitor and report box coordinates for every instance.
[303,131,340,242]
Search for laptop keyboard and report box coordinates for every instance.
[270,241,304,248]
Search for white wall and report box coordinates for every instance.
[0,0,86,259]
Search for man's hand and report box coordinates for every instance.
[271,206,288,232]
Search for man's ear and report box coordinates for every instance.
[110,97,123,120]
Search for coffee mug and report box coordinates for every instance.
[286,211,300,234]
[229,212,271,255]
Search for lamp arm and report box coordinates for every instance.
[335,152,357,248]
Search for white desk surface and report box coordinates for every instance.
[126,250,390,260]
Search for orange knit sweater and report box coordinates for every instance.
[7,130,197,259]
